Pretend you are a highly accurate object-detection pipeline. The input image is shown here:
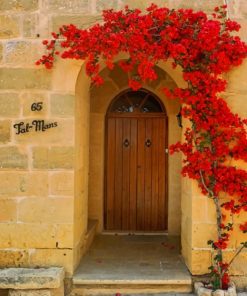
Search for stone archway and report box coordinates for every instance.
[51,57,188,272]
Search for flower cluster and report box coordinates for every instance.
[37,4,247,290]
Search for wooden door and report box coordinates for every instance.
[105,113,168,232]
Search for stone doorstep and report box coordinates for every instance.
[0,268,65,290]
[71,280,192,295]
[73,279,192,285]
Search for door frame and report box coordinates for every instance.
[104,88,169,232]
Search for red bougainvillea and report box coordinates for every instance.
[37,4,247,290]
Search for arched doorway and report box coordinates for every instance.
[105,89,168,232]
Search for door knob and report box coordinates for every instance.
[123,139,130,147]
[145,139,152,147]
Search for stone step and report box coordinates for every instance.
[71,290,194,296]
[71,278,192,295]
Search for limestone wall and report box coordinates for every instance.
[0,0,246,278]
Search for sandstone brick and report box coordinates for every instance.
[228,0,247,19]
[0,93,20,117]
[0,223,73,248]
[234,211,247,224]
[227,60,247,94]
[23,14,37,38]
[9,288,64,296]
[0,199,17,222]
[207,197,217,223]
[50,172,74,196]
[29,249,73,276]
[181,217,192,247]
[0,43,3,62]
[0,68,51,90]
[120,0,223,12]
[0,267,64,289]
[224,251,247,275]
[0,120,11,143]
[43,0,88,13]
[235,20,247,42]
[21,92,48,117]
[33,146,74,169]
[191,250,212,275]
[0,147,28,169]
[224,93,247,122]
[167,0,224,11]
[13,119,74,145]
[230,225,247,247]
[51,15,101,32]
[0,16,20,39]
[5,41,44,67]
[23,13,49,38]
[50,94,75,117]
[90,0,122,14]
[18,197,73,223]
[192,198,207,222]
[0,249,29,268]
[0,0,38,11]
[192,223,217,248]
[9,290,51,296]
[0,172,48,197]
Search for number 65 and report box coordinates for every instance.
[31,102,43,111]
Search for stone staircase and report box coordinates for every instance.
[70,235,192,295]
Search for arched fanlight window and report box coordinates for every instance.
[108,89,165,114]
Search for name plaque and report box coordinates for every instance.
[13,102,58,135]
[14,120,58,135]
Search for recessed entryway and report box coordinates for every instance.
[105,89,168,232]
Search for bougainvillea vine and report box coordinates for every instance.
[37,4,247,290]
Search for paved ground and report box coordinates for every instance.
[74,235,191,283]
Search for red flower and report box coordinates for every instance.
[128,79,142,91]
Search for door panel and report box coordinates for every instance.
[122,118,131,230]
[129,119,137,230]
[144,118,152,231]
[136,119,145,230]
[105,116,167,231]
[114,118,123,230]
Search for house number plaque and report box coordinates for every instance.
[13,102,58,135]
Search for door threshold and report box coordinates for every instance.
[101,231,169,235]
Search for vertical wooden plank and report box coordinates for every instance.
[105,118,116,230]
[129,119,137,231]
[114,118,123,230]
[151,118,159,230]
[137,118,145,230]
[158,118,167,230]
[144,118,152,231]
[122,118,131,230]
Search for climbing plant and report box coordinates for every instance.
[37,4,247,290]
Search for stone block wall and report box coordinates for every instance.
[0,0,246,278]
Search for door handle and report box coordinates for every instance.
[123,139,130,147]
[145,139,152,147]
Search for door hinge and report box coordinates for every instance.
[165,148,169,154]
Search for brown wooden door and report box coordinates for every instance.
[105,115,168,231]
